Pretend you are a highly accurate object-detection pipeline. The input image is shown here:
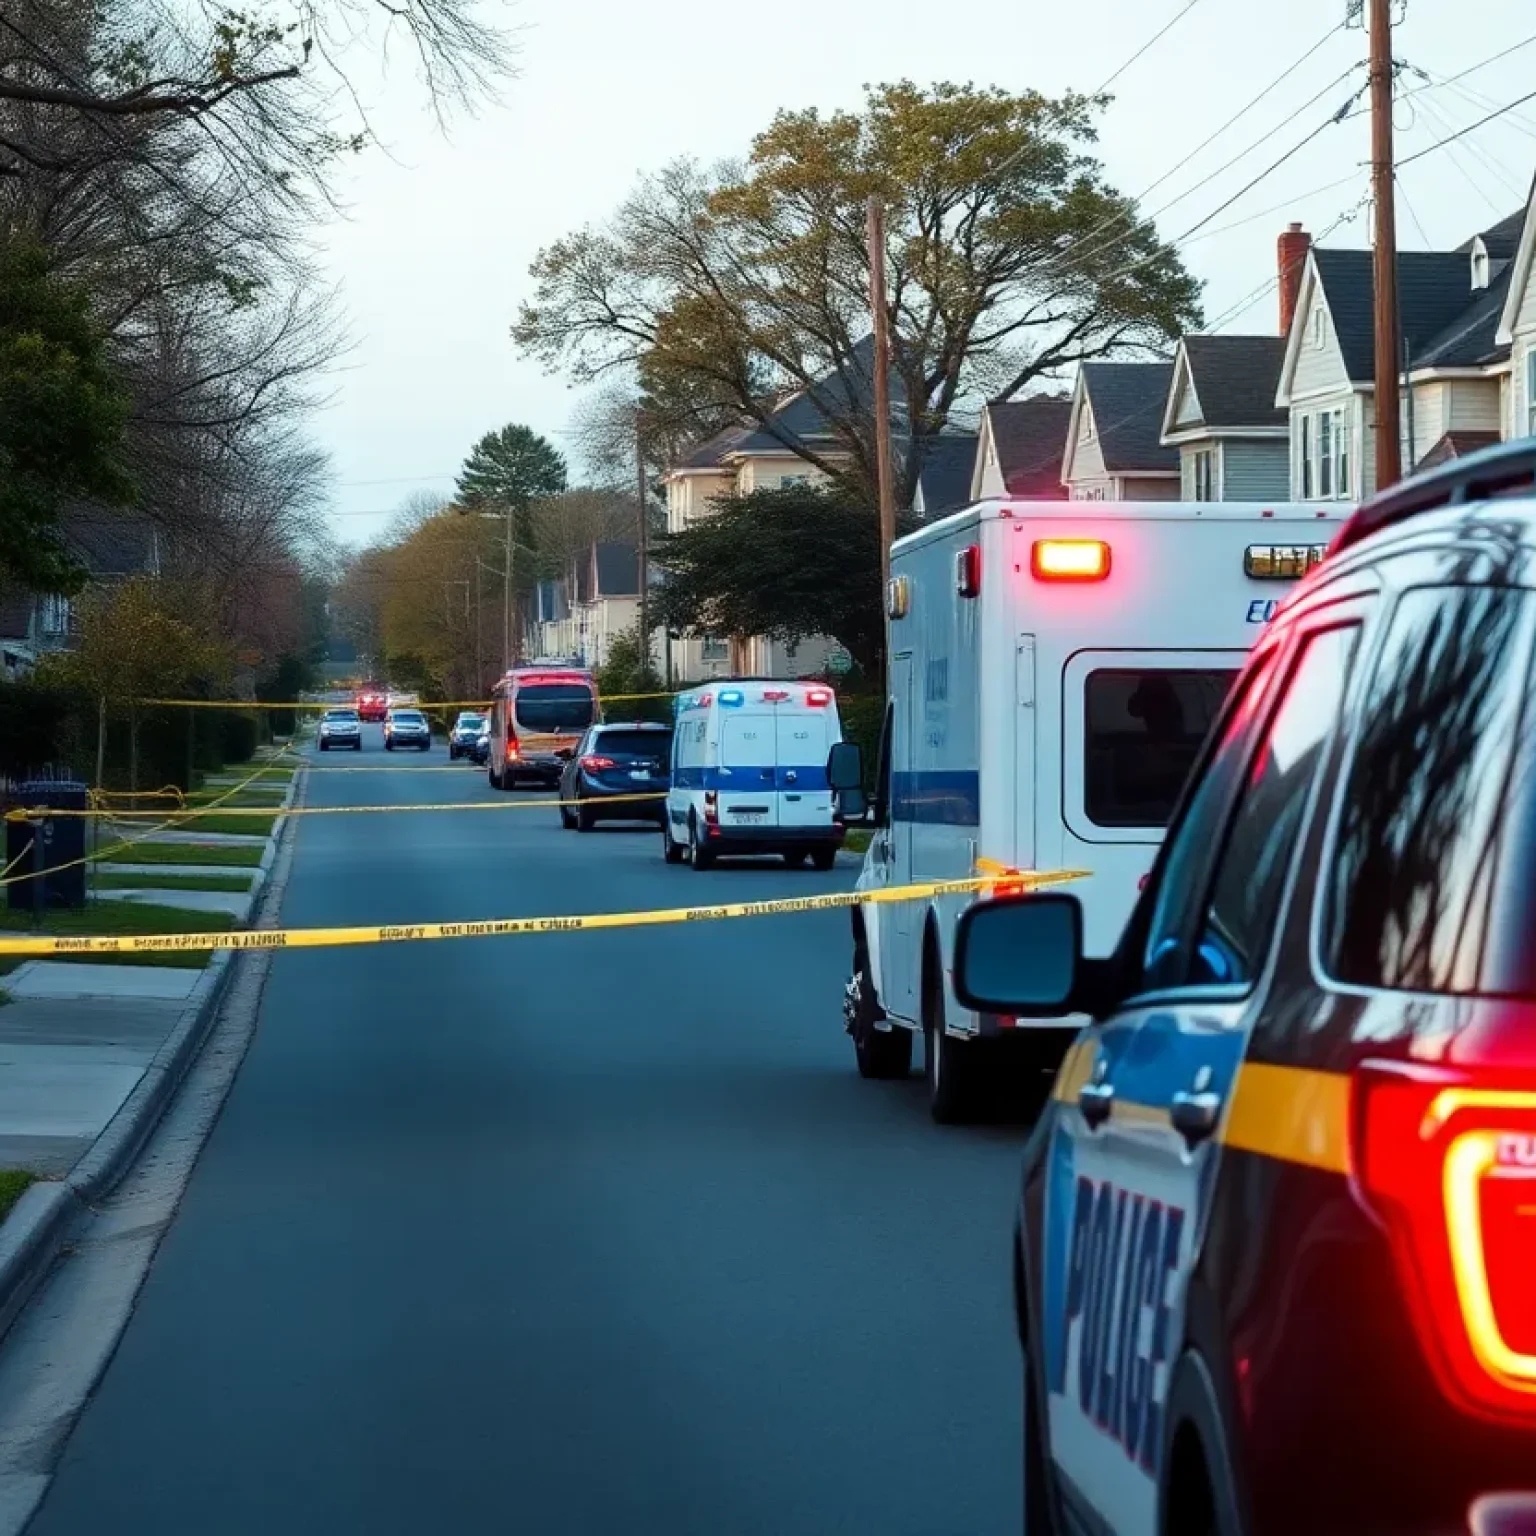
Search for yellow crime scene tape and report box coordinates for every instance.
[0,871,1090,959]
[0,751,301,888]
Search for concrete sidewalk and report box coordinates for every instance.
[0,766,295,1186]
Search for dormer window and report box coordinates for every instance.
[1082,409,1094,441]
[1311,306,1325,348]
[1471,237,1491,291]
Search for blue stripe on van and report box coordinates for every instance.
[891,770,981,827]
[670,765,831,792]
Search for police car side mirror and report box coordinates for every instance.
[826,740,863,792]
[952,895,1083,1016]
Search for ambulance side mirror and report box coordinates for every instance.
[953,895,1083,1016]
[826,741,868,821]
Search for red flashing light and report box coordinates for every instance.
[806,688,832,706]
[580,755,615,771]
[1353,1059,1536,1421]
[763,689,790,702]
[1031,539,1111,582]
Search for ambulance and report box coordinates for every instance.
[662,679,846,870]
[829,498,1349,1123]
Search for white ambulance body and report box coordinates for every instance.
[663,680,847,870]
[844,498,1348,1122]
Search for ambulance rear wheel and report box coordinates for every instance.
[661,818,684,864]
[782,850,807,868]
[810,847,837,872]
[923,949,981,1124]
[688,816,716,871]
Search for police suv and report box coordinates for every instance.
[951,440,1536,1536]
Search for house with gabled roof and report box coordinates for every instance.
[1061,362,1179,501]
[912,431,979,520]
[1159,335,1290,501]
[970,397,1073,501]
[1495,179,1536,444]
[1274,188,1532,501]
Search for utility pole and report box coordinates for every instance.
[866,197,897,601]
[503,500,514,672]
[1369,0,1402,490]
[635,409,651,679]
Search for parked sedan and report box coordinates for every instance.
[317,707,363,751]
[449,712,486,761]
[383,708,432,751]
[558,722,671,831]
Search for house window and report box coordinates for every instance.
[1300,406,1350,500]
[779,474,810,488]
[40,595,71,635]
[701,635,729,661]
[1311,307,1325,349]
[1190,447,1217,502]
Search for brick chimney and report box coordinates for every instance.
[1278,223,1311,338]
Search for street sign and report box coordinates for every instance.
[827,645,853,675]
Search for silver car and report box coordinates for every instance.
[384,708,432,751]
[317,707,362,751]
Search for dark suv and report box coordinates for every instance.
[953,440,1536,1536]
[558,721,671,831]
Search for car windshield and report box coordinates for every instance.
[393,711,426,725]
[514,684,595,733]
[456,716,485,731]
[323,711,358,722]
[596,729,672,758]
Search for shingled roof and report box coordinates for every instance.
[1170,336,1287,432]
[981,398,1073,496]
[1306,201,1529,382]
[1080,362,1177,472]
[913,432,978,516]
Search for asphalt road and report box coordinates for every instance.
[27,726,1029,1535]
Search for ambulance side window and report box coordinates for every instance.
[1133,648,1284,996]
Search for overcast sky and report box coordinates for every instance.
[315,0,1536,547]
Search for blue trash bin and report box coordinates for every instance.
[5,781,89,911]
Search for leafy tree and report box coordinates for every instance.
[47,577,226,788]
[595,622,669,723]
[654,483,910,679]
[0,240,134,593]
[516,81,1202,507]
[455,424,569,531]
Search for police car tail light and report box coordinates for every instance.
[1354,1060,1536,1419]
[1031,540,1110,582]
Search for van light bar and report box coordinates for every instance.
[1032,539,1110,581]
[762,689,790,702]
[718,689,744,706]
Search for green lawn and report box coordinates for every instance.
[0,899,233,975]
[107,811,277,838]
[93,871,254,893]
[0,1170,35,1222]
[843,827,873,854]
[95,842,265,868]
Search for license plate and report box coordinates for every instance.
[630,769,650,780]
[733,811,766,824]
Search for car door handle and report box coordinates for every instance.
[1169,1089,1222,1146]
[1077,1080,1114,1128]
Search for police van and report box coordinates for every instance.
[950,439,1536,1536]
[829,498,1347,1123]
[662,680,846,870]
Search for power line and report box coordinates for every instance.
[1094,0,1201,96]
[1398,84,1536,167]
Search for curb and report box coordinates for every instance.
[0,757,305,1343]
